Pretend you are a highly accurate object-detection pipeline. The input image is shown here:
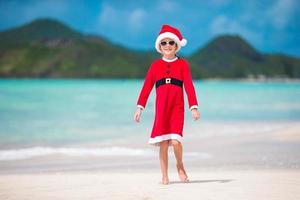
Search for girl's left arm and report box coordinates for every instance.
[183,61,198,110]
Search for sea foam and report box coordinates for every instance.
[0,146,154,160]
[0,146,210,161]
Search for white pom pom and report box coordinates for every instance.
[181,38,187,46]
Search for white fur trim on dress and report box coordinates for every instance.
[189,105,198,110]
[155,32,187,53]
[148,133,183,146]
[137,105,145,110]
[162,57,178,62]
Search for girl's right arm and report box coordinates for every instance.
[136,65,155,110]
[134,64,155,123]
[134,107,143,123]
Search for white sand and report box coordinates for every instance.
[0,170,300,200]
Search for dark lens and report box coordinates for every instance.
[160,41,167,46]
[169,41,175,46]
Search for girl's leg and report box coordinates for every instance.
[171,139,189,182]
[159,140,169,184]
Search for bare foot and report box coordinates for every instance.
[176,164,189,183]
[162,176,169,185]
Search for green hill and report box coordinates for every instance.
[0,18,299,79]
[189,35,300,78]
[0,18,157,78]
[0,18,81,47]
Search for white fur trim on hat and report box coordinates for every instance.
[155,32,187,53]
[181,38,187,46]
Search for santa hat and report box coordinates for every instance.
[155,24,187,53]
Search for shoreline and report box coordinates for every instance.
[1,120,299,148]
[0,121,299,174]
[1,77,300,82]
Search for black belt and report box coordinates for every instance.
[155,77,183,88]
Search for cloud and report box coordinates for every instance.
[210,0,232,6]
[0,0,69,30]
[22,1,68,20]
[98,4,117,25]
[128,9,146,31]
[156,0,179,12]
[99,3,146,32]
[267,0,298,29]
[210,15,263,46]
[210,15,229,34]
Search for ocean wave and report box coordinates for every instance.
[0,146,154,160]
[0,146,210,161]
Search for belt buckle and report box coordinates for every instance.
[166,78,171,84]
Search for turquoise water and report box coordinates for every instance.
[0,79,300,146]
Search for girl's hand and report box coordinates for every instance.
[191,109,200,121]
[134,108,142,123]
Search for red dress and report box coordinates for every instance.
[137,57,198,145]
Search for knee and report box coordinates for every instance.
[171,139,181,146]
[160,140,169,147]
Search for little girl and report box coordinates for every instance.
[134,24,200,185]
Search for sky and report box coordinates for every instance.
[0,0,299,57]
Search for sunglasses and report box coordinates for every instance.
[160,40,176,46]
